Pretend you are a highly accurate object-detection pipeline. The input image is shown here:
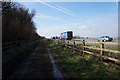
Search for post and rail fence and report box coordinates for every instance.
[2,40,39,52]
[52,39,120,65]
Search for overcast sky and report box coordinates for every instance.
[21,2,118,38]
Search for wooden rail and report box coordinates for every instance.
[85,41,120,45]
[74,39,120,45]
[53,39,120,65]
[83,46,120,54]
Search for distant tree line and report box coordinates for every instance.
[2,2,41,42]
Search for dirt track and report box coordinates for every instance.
[5,41,54,80]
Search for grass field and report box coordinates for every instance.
[47,41,120,78]
[85,44,119,51]
[67,41,119,51]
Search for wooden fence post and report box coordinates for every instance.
[57,40,58,45]
[55,40,56,44]
[57,40,60,45]
[55,40,57,44]
[82,40,85,55]
[72,40,76,52]
[61,40,62,45]
[59,39,61,45]
[68,40,69,46]
[54,40,55,44]
[62,40,63,45]
[100,40,104,62]
[108,52,111,57]
[73,40,75,47]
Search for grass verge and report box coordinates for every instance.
[47,41,120,78]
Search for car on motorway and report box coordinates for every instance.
[98,36,113,42]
